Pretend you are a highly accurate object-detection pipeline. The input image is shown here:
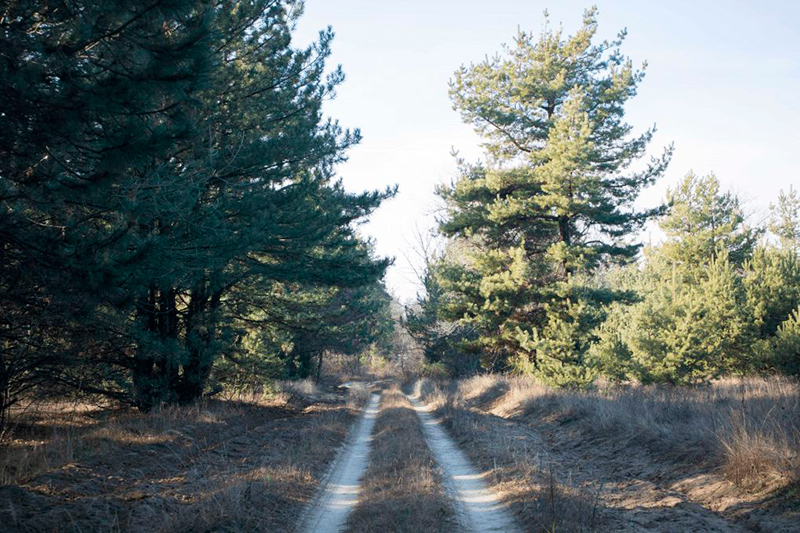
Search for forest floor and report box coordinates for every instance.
[0,380,369,532]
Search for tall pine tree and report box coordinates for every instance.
[436,8,670,382]
[0,0,215,416]
[1,1,395,414]
[127,0,394,407]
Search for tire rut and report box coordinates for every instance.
[407,393,521,533]
[295,393,381,533]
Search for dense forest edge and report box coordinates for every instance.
[1,0,400,427]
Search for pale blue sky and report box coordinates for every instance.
[294,0,800,302]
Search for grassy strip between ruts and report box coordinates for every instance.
[345,385,456,533]
[0,380,369,532]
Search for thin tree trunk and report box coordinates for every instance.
[132,286,160,410]
[315,350,324,383]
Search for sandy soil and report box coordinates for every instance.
[408,393,520,533]
[296,393,381,533]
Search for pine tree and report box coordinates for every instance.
[283,283,394,379]
[743,248,800,340]
[436,8,670,380]
[769,307,800,376]
[127,1,395,406]
[0,0,215,415]
[404,251,479,375]
[770,186,800,251]
[515,277,606,387]
[660,172,760,266]
[615,252,753,383]
[404,261,449,365]
[1,1,395,413]
[591,178,768,383]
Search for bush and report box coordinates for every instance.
[768,307,800,376]
[419,361,450,379]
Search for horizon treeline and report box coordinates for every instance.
[406,8,800,385]
[0,0,397,423]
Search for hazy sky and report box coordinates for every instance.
[294,0,800,303]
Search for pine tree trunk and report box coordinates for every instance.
[156,287,180,395]
[179,285,221,403]
[0,351,12,435]
[133,286,181,410]
[558,215,574,277]
[315,350,324,383]
[133,286,160,411]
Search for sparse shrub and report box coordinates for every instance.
[419,361,450,379]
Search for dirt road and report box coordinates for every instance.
[296,393,381,533]
[407,393,520,533]
[297,389,519,533]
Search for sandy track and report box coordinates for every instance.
[407,393,520,533]
[295,393,381,533]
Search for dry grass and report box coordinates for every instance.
[457,375,800,489]
[413,375,800,532]
[412,378,603,532]
[345,386,456,533]
[321,352,403,381]
[0,383,368,532]
[1,399,235,486]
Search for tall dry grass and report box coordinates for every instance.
[444,375,800,489]
[412,375,799,531]
[412,378,604,532]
